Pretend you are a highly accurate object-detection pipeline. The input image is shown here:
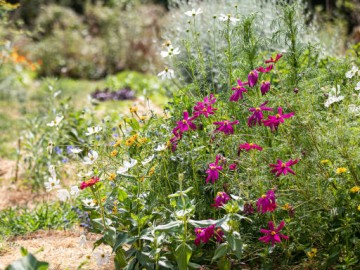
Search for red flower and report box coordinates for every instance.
[212,191,231,208]
[193,94,217,118]
[230,79,248,102]
[265,53,282,64]
[247,101,273,128]
[256,190,276,214]
[262,107,294,132]
[214,120,239,135]
[205,155,223,184]
[269,159,299,177]
[257,65,274,73]
[259,220,289,246]
[80,176,100,190]
[229,163,237,170]
[238,142,263,154]
[260,81,271,95]
[194,224,223,246]
[176,111,197,133]
[248,70,258,87]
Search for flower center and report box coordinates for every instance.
[281,163,286,168]
[196,228,202,233]
[271,231,276,235]
[249,143,254,146]
[255,107,260,111]
[276,114,281,118]
[210,165,216,170]
[182,119,187,124]
[202,108,207,112]
[224,120,229,125]
[261,194,266,198]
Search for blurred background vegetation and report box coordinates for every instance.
[1,0,360,80]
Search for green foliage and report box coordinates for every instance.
[5,247,49,270]
[0,202,76,239]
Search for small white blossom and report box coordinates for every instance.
[117,158,138,174]
[161,46,181,58]
[44,177,60,192]
[141,155,154,165]
[85,126,102,136]
[355,82,360,91]
[324,85,344,108]
[70,186,80,197]
[154,144,166,152]
[116,166,129,174]
[82,198,96,207]
[83,150,98,165]
[47,115,64,127]
[77,170,93,178]
[49,165,57,179]
[346,65,359,79]
[57,189,70,202]
[219,14,240,25]
[70,147,82,154]
[348,104,360,116]
[94,249,110,266]
[79,234,87,248]
[184,8,203,17]
[158,68,175,80]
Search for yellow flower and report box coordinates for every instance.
[125,138,135,146]
[148,166,155,176]
[140,176,145,182]
[282,203,291,210]
[350,186,360,193]
[112,205,118,214]
[320,159,330,164]
[130,106,138,113]
[101,197,107,203]
[110,149,118,157]
[108,173,116,181]
[336,167,347,174]
[358,205,360,211]
[140,115,147,121]
[307,248,317,259]
[113,139,122,147]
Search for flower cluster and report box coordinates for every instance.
[212,191,231,208]
[194,224,224,246]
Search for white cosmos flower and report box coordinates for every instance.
[158,68,175,80]
[70,186,80,197]
[117,158,138,174]
[154,144,166,152]
[219,14,240,25]
[94,249,110,266]
[184,8,203,17]
[141,155,154,165]
[70,147,82,154]
[47,115,64,127]
[161,46,181,58]
[77,170,93,178]
[85,126,102,136]
[82,198,96,207]
[79,234,87,248]
[324,85,344,108]
[83,150,98,165]
[355,82,360,91]
[44,177,60,192]
[348,104,360,116]
[57,189,70,202]
[346,65,359,79]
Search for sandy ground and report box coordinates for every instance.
[0,229,114,270]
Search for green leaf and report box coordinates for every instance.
[217,256,231,270]
[114,248,127,270]
[113,232,129,253]
[118,188,128,202]
[212,243,229,262]
[5,252,49,270]
[175,243,192,270]
[155,221,182,233]
[227,232,242,260]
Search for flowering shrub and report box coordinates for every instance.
[42,1,360,269]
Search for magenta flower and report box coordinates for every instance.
[194,224,216,246]
[214,227,224,242]
[256,190,276,214]
[212,191,231,208]
[194,94,217,118]
[257,65,274,73]
[205,155,223,184]
[259,220,289,246]
[176,111,197,133]
[247,101,273,127]
[269,159,299,177]
[229,163,237,170]
[248,70,258,87]
[260,81,271,95]
[230,79,248,102]
[265,53,283,64]
[262,107,294,132]
[238,143,263,155]
[214,119,239,135]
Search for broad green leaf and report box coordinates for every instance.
[114,248,127,270]
[175,243,192,270]
[227,232,242,260]
[155,221,182,233]
[118,188,128,202]
[5,252,49,270]
[113,232,129,253]
[212,243,229,261]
